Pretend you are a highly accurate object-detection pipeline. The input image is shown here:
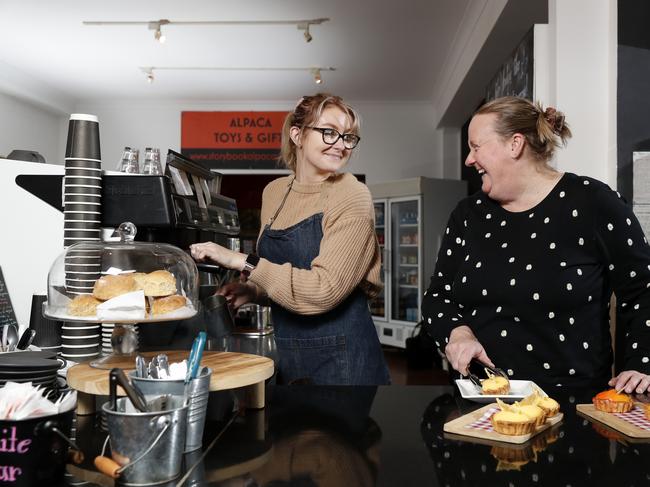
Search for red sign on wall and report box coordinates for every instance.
[181,111,289,169]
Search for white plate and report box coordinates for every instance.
[455,379,545,403]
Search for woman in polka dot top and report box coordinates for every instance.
[422,96,650,393]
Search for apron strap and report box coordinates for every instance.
[268,176,295,228]
[267,175,333,229]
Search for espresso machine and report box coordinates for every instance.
[100,150,239,349]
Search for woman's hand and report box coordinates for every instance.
[190,241,246,271]
[218,281,258,311]
[608,370,650,394]
[445,325,494,376]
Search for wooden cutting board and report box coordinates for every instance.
[443,403,564,444]
[576,404,650,439]
[67,350,274,395]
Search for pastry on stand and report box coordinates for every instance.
[43,222,199,369]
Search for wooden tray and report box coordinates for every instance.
[576,404,650,439]
[67,350,274,395]
[443,403,564,444]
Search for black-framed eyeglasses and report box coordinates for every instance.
[306,127,361,149]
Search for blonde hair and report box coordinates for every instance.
[475,96,572,163]
[279,93,360,171]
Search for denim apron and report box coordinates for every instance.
[257,177,390,385]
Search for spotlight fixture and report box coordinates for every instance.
[138,66,335,85]
[141,67,154,83]
[148,19,169,43]
[311,68,322,84]
[297,22,312,43]
[84,18,329,43]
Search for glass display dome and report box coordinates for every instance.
[44,222,199,368]
[45,222,199,322]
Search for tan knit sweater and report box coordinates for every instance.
[249,172,382,315]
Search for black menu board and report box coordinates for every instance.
[0,267,19,328]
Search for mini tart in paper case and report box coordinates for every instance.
[536,396,560,417]
[516,404,546,427]
[521,387,560,417]
[140,270,177,297]
[92,274,137,300]
[645,404,650,420]
[490,410,536,436]
[481,374,510,395]
[592,389,634,413]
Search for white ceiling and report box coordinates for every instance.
[0,0,471,103]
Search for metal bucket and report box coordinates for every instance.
[130,367,211,452]
[102,396,187,485]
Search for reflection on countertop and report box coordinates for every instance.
[64,385,650,486]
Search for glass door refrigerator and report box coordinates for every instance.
[369,177,466,348]
[369,199,388,320]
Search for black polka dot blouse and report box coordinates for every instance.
[422,173,650,388]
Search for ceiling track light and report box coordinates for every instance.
[139,66,335,84]
[141,67,154,83]
[148,19,169,43]
[297,23,312,43]
[84,17,329,43]
[311,68,322,84]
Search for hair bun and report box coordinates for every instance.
[544,107,565,135]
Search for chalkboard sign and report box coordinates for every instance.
[0,267,19,328]
[485,27,534,101]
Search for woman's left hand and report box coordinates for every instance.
[608,370,650,394]
[190,241,246,271]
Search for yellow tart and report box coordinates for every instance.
[521,387,561,417]
[491,410,536,435]
[592,389,633,413]
[516,404,546,427]
[482,375,510,395]
[536,396,560,417]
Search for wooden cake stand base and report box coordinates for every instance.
[66,350,274,414]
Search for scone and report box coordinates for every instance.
[93,274,137,300]
[151,294,186,315]
[132,272,148,291]
[482,374,510,395]
[141,270,177,297]
[491,410,536,435]
[68,294,102,316]
[592,389,634,413]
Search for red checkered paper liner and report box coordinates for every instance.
[465,406,498,432]
[613,406,650,431]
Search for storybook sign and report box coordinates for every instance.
[181,111,289,170]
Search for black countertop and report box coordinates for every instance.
[66,385,650,487]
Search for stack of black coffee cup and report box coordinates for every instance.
[62,114,103,361]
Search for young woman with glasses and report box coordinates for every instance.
[191,93,390,385]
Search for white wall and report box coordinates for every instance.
[73,99,442,184]
[536,0,617,185]
[0,93,66,164]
